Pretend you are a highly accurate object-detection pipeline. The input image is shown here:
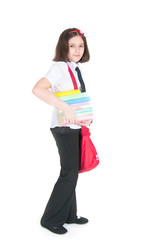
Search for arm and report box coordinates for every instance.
[32,78,80,125]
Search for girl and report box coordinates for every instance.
[32,28,91,235]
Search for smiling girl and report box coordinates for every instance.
[32,28,91,235]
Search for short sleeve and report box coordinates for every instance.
[43,62,68,88]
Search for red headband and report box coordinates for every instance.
[69,29,87,38]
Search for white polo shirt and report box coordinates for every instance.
[43,61,85,129]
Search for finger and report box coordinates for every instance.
[71,106,82,111]
[74,116,79,124]
[78,122,87,126]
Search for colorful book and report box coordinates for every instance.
[54,90,93,126]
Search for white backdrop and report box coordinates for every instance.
[0,0,159,239]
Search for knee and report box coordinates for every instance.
[60,167,79,183]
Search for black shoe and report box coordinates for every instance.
[42,224,67,235]
[66,216,88,224]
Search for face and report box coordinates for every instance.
[68,35,85,63]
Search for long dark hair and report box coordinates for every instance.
[53,28,90,63]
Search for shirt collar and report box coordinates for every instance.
[67,61,79,70]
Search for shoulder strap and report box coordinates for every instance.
[67,64,78,90]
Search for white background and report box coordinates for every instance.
[0,0,159,239]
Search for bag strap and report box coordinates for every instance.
[67,64,78,90]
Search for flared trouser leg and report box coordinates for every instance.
[41,127,81,228]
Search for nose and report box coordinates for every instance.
[75,47,80,53]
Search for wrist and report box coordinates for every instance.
[56,100,69,112]
[62,103,70,113]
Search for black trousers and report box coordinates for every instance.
[41,127,81,227]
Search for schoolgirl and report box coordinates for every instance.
[32,28,91,235]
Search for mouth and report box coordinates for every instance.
[73,55,80,57]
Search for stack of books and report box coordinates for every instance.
[54,90,93,126]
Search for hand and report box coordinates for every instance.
[78,119,92,126]
[63,105,81,125]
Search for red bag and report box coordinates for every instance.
[79,126,99,173]
[66,64,99,173]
